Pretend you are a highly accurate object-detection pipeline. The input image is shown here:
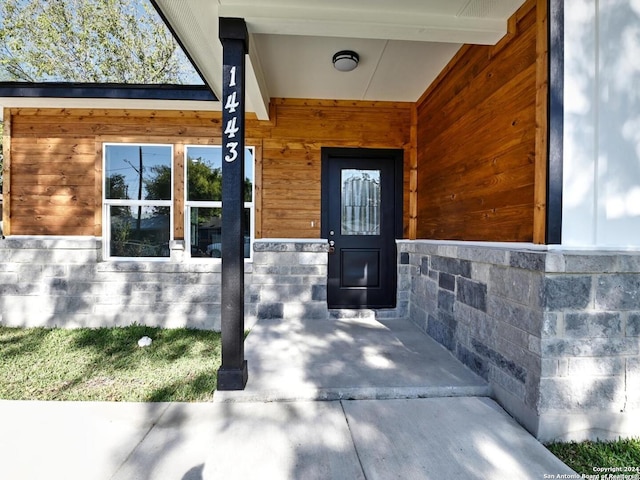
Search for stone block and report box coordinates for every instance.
[543,275,592,310]
[252,265,291,275]
[628,314,640,336]
[257,303,284,319]
[496,322,528,349]
[471,338,526,383]
[490,266,534,305]
[455,344,489,380]
[618,254,640,272]
[509,251,545,271]
[456,277,487,312]
[291,265,325,276]
[568,357,625,376]
[542,338,639,357]
[437,289,455,314]
[426,316,455,351]
[454,300,480,325]
[596,274,640,310]
[542,313,558,337]
[431,255,471,278]
[565,312,622,338]
[420,256,429,276]
[539,376,626,412]
[438,272,455,291]
[0,283,40,295]
[528,335,541,356]
[471,263,491,285]
[541,358,559,376]
[0,272,18,284]
[456,246,508,265]
[53,295,95,315]
[283,303,328,319]
[400,252,409,264]
[312,284,327,301]
[489,365,525,400]
[563,254,618,273]
[488,296,541,335]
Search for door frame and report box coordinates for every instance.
[321,147,404,308]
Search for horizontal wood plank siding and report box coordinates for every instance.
[416,0,538,242]
[7,99,411,238]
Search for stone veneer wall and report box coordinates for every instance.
[399,240,640,441]
[0,237,244,329]
[0,238,333,329]
[0,237,408,329]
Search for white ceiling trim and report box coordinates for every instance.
[246,35,271,120]
[216,5,507,44]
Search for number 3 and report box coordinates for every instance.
[225,142,238,162]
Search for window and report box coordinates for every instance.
[103,144,173,259]
[185,145,254,259]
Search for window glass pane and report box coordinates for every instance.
[341,169,381,236]
[190,207,222,257]
[244,148,254,202]
[109,206,170,258]
[105,145,172,200]
[189,207,251,258]
[187,147,222,201]
[186,146,253,202]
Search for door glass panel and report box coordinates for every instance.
[341,169,381,235]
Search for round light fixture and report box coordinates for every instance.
[332,50,359,72]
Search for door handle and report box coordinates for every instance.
[328,240,335,254]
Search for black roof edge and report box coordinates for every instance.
[148,0,215,96]
[0,82,217,101]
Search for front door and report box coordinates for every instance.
[321,148,403,309]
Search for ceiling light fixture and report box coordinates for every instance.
[332,50,359,72]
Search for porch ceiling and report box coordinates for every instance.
[153,0,526,120]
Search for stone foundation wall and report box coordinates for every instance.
[0,237,409,329]
[0,237,240,329]
[400,240,640,441]
[251,240,329,320]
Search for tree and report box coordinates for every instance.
[0,0,200,84]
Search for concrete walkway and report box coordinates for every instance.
[0,317,575,480]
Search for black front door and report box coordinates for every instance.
[321,148,403,309]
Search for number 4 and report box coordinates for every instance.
[225,92,239,113]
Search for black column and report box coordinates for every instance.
[217,17,248,390]
[546,0,564,244]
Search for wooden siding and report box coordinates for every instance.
[6,100,412,238]
[415,0,540,242]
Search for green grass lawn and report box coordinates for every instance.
[0,325,221,402]
[546,438,640,476]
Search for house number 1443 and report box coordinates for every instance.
[224,66,240,162]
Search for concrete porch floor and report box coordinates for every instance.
[215,315,490,402]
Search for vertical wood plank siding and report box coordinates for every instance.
[6,100,411,238]
[415,0,539,242]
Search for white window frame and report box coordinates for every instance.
[102,143,174,261]
[184,145,255,261]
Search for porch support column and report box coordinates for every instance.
[217,17,249,390]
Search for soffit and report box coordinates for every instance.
[152,0,527,119]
